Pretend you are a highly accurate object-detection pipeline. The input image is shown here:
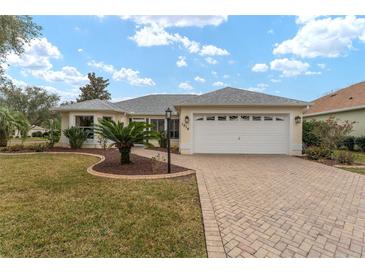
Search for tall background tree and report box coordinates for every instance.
[0,82,60,126]
[78,72,111,102]
[0,16,41,80]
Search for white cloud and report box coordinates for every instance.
[113,68,155,86]
[130,24,174,47]
[295,15,320,25]
[127,18,230,57]
[42,85,79,100]
[88,60,155,87]
[194,76,206,83]
[31,66,88,86]
[212,81,225,87]
[176,56,187,67]
[317,63,326,69]
[267,29,274,35]
[6,38,61,71]
[248,83,269,92]
[251,63,269,72]
[5,74,28,88]
[270,78,281,83]
[270,58,311,77]
[199,45,229,56]
[274,16,365,58]
[175,35,201,53]
[121,16,227,28]
[87,60,115,74]
[77,48,83,53]
[223,74,230,79]
[205,57,218,64]
[211,71,217,76]
[178,82,193,90]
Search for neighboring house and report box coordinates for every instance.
[304,81,365,136]
[13,125,48,138]
[53,87,308,155]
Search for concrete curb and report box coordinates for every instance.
[0,151,195,180]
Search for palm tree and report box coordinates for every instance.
[0,106,30,147]
[95,119,158,165]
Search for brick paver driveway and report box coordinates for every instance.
[133,148,365,258]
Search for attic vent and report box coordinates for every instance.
[349,96,353,100]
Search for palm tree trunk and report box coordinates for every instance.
[0,128,8,147]
[118,146,131,165]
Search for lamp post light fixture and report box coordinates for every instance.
[165,107,172,173]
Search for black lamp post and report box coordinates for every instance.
[165,107,172,173]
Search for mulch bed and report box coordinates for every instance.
[146,147,180,154]
[48,147,189,175]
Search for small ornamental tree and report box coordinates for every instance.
[312,116,355,151]
[95,119,158,165]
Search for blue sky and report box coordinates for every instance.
[4,15,365,102]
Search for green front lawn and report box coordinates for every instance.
[8,137,48,145]
[341,167,365,175]
[0,154,206,257]
[353,151,365,164]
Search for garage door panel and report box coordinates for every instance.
[193,115,289,154]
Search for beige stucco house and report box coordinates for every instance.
[54,87,309,155]
[304,81,365,136]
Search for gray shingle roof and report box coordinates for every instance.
[176,87,308,106]
[113,94,198,115]
[52,99,124,112]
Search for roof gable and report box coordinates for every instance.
[113,94,197,115]
[53,99,123,112]
[305,81,365,115]
[176,87,308,106]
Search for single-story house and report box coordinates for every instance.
[53,87,309,155]
[304,81,365,136]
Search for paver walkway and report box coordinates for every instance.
[133,148,365,258]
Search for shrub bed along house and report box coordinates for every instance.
[303,117,358,165]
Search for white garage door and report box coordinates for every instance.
[193,114,289,154]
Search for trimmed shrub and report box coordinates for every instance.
[31,131,43,138]
[158,131,167,148]
[305,146,321,160]
[333,150,354,165]
[355,136,365,152]
[342,136,356,151]
[63,127,89,149]
[305,146,332,160]
[302,120,321,148]
[0,143,48,152]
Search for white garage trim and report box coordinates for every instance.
[192,113,290,154]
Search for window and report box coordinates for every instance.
[275,117,285,121]
[151,119,165,133]
[206,116,215,121]
[169,119,179,139]
[240,115,250,121]
[217,115,227,121]
[102,116,112,122]
[252,116,261,121]
[195,116,204,121]
[75,116,94,139]
[229,115,238,121]
[264,116,273,121]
